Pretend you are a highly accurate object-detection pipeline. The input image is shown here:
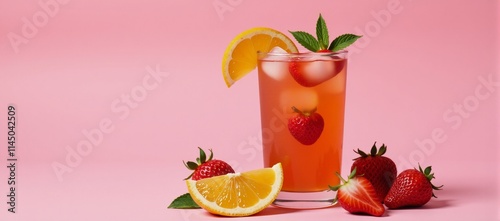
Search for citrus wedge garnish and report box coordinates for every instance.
[186,163,283,216]
[222,28,298,87]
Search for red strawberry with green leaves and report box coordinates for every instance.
[351,142,397,202]
[384,164,443,209]
[330,168,385,217]
[183,147,235,180]
[287,14,360,87]
[287,106,324,145]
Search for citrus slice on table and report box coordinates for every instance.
[222,27,298,87]
[186,163,283,217]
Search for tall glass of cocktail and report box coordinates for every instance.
[257,50,348,209]
[220,13,360,209]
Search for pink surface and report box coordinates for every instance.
[0,0,499,220]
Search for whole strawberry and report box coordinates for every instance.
[351,142,397,202]
[183,147,235,180]
[287,106,324,145]
[330,168,385,217]
[384,165,443,209]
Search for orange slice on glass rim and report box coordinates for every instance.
[222,28,298,87]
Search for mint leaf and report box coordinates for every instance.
[316,14,329,49]
[289,31,319,52]
[168,193,201,209]
[328,34,362,51]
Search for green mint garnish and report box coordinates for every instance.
[289,31,320,52]
[328,34,362,52]
[168,193,201,209]
[289,13,362,52]
[316,14,329,50]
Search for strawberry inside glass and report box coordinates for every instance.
[257,49,348,208]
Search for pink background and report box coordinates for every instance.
[1,0,499,220]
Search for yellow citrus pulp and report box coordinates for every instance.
[186,163,283,216]
[222,27,298,87]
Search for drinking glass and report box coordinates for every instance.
[257,50,348,209]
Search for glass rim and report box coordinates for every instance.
[258,50,348,60]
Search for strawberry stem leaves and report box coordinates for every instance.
[183,161,198,170]
[291,106,317,116]
[199,147,206,163]
[354,142,388,160]
[353,148,368,158]
[422,164,431,175]
[370,143,377,156]
[348,167,357,179]
[417,164,444,197]
[291,106,302,115]
[329,168,357,191]
[183,147,214,180]
[377,143,387,155]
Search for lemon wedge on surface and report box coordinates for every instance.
[186,163,283,216]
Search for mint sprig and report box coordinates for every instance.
[289,31,320,52]
[316,14,329,49]
[168,193,201,209]
[289,13,362,52]
[329,34,362,51]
